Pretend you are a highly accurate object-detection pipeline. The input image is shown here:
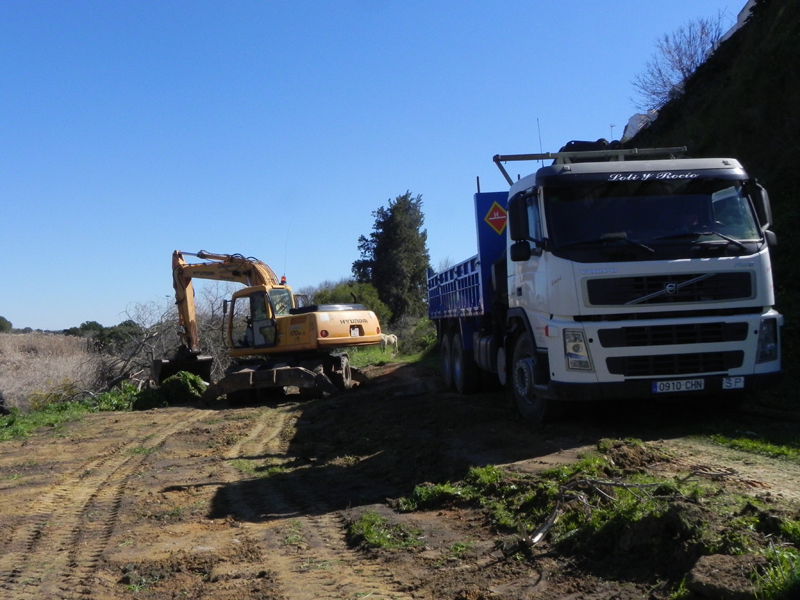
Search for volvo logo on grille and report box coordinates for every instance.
[664,283,679,295]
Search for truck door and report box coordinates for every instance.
[509,189,546,318]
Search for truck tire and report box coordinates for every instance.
[511,332,547,425]
[330,355,353,391]
[453,333,479,394]
[440,333,455,389]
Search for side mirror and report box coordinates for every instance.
[508,193,530,241]
[765,230,777,247]
[510,241,532,262]
[749,181,773,231]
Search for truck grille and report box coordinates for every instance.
[606,351,744,376]
[597,322,749,347]
[587,272,752,306]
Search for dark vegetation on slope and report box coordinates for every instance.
[628,0,799,410]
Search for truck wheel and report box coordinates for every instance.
[440,333,454,389]
[452,333,479,394]
[511,332,547,425]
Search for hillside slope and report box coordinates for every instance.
[628,0,798,407]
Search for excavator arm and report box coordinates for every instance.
[171,250,283,354]
[155,250,288,384]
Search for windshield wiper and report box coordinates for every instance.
[655,231,748,252]
[559,235,655,254]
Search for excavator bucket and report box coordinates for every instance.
[152,355,214,385]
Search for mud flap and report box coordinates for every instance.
[201,366,339,403]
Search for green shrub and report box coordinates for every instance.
[132,371,206,411]
[90,381,139,412]
[397,481,473,512]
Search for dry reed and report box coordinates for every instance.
[0,333,106,411]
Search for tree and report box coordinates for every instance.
[0,316,11,333]
[632,12,726,111]
[64,320,104,338]
[353,192,431,323]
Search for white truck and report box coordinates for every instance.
[428,142,783,423]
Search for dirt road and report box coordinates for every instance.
[1,362,797,599]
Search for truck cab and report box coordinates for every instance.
[428,145,783,423]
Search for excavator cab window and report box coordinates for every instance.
[249,292,278,347]
[269,288,293,316]
[232,291,278,348]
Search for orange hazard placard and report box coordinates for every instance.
[484,201,507,235]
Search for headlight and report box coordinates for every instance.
[756,318,778,363]
[564,330,593,371]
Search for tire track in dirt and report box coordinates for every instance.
[220,404,415,600]
[0,409,209,600]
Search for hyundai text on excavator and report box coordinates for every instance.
[153,250,383,403]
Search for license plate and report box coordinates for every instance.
[652,379,705,393]
[722,376,745,390]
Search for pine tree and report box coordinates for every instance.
[352,192,431,323]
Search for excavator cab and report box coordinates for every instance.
[228,286,280,349]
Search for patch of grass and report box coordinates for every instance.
[347,344,389,368]
[283,519,305,548]
[779,520,800,546]
[397,480,475,512]
[0,373,205,442]
[0,403,91,441]
[330,455,360,467]
[150,506,184,522]
[127,446,153,456]
[668,578,692,600]
[754,544,800,600]
[348,510,423,550]
[393,438,799,590]
[540,453,609,483]
[230,458,257,475]
[398,465,520,513]
[298,557,333,572]
[257,464,287,477]
[449,541,473,559]
[709,434,800,462]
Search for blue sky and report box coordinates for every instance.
[1,0,739,330]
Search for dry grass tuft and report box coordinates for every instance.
[0,333,106,411]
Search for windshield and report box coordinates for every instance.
[269,288,293,315]
[544,178,761,250]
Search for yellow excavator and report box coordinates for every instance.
[153,250,383,403]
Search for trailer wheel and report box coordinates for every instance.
[452,333,479,394]
[440,333,454,389]
[511,332,547,425]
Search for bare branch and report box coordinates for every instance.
[632,11,727,112]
